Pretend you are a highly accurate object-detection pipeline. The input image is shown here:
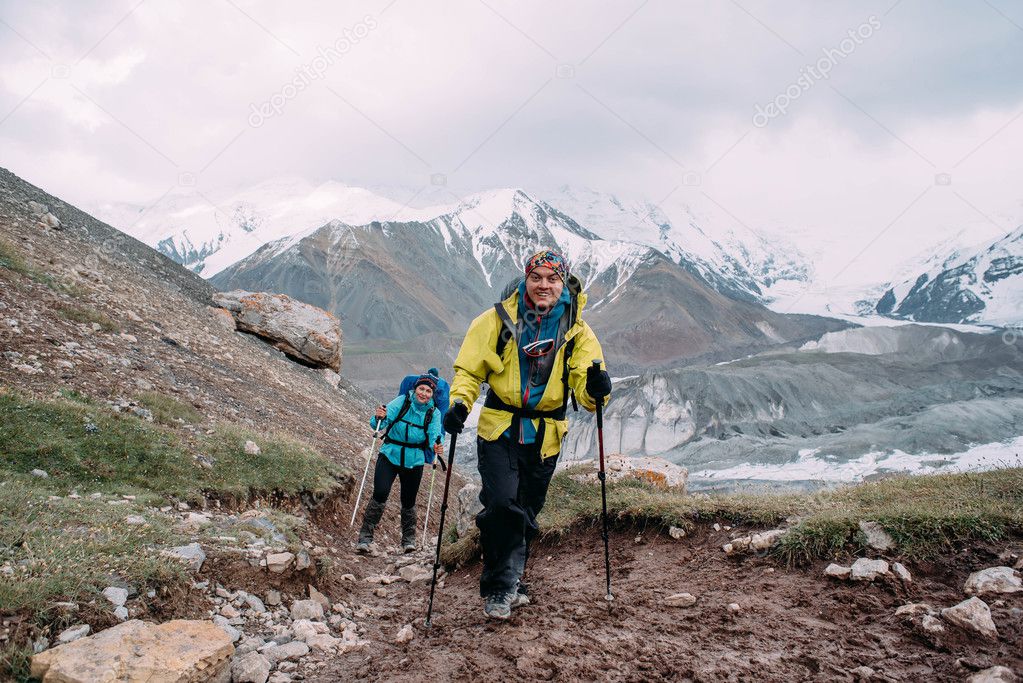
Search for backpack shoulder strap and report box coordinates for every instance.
[561,337,577,412]
[383,395,412,439]
[494,302,516,359]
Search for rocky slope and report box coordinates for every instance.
[876,226,1023,326]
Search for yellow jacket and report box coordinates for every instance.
[450,286,608,458]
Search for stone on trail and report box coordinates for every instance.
[213,615,241,643]
[31,619,233,682]
[57,624,90,644]
[892,562,912,582]
[920,614,946,635]
[398,564,432,584]
[292,619,329,643]
[221,604,241,619]
[395,624,414,644]
[308,585,331,611]
[231,651,271,683]
[305,633,341,652]
[968,666,1019,683]
[244,440,261,455]
[851,666,875,681]
[265,590,281,606]
[668,526,686,539]
[850,558,890,582]
[663,593,697,608]
[824,564,851,580]
[290,599,324,621]
[895,603,935,617]
[246,594,267,613]
[262,640,309,665]
[161,542,206,572]
[31,468,49,478]
[964,566,1022,596]
[941,597,999,641]
[723,528,787,555]
[113,606,129,621]
[101,586,128,607]
[726,602,741,614]
[858,521,894,551]
[264,552,294,573]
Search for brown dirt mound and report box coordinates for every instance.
[308,524,1023,682]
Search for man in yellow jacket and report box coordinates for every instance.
[443,249,612,620]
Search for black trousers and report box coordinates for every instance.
[476,434,559,597]
[371,453,424,508]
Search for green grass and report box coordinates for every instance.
[136,391,203,426]
[0,392,348,502]
[441,465,1023,567]
[0,478,186,616]
[0,390,350,678]
[54,304,119,333]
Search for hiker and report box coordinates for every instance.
[398,368,451,420]
[356,373,445,554]
[443,248,612,620]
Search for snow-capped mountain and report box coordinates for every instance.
[875,226,1023,326]
[534,185,812,303]
[90,177,429,276]
[96,179,814,308]
[206,187,847,394]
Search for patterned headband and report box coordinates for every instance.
[524,249,569,282]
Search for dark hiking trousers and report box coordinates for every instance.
[371,453,424,508]
[476,434,559,598]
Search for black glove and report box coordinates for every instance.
[586,365,612,400]
[443,402,469,435]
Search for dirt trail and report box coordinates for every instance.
[304,525,1022,682]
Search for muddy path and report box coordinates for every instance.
[306,524,1022,682]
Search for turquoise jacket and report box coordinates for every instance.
[370,392,443,468]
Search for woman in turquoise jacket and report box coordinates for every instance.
[356,374,444,553]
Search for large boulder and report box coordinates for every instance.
[31,619,234,682]
[213,290,343,372]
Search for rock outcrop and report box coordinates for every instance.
[31,619,234,682]
[569,454,688,491]
[213,290,343,372]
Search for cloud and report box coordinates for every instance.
[0,0,1020,286]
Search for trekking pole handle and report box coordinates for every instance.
[591,359,604,429]
[434,437,446,471]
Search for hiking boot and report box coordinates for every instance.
[510,584,530,609]
[483,593,512,621]
[355,499,386,554]
[400,506,417,553]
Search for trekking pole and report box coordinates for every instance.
[425,400,462,628]
[349,408,386,528]
[421,437,445,547]
[593,359,614,604]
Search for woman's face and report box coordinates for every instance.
[414,384,434,404]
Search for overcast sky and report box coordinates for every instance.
[2,0,1022,285]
